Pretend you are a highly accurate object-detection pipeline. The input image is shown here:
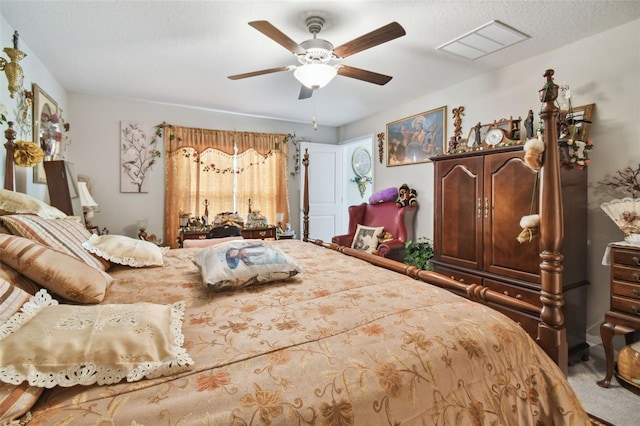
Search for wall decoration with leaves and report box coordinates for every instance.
[120,121,161,193]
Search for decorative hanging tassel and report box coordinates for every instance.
[517,214,540,243]
[523,130,545,170]
[312,115,318,131]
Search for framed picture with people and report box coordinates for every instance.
[386,106,447,166]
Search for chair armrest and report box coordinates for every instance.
[376,239,406,261]
[332,234,353,247]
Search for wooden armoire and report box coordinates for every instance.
[432,146,589,362]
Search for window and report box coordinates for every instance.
[165,127,289,248]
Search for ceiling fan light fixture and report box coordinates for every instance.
[294,63,337,89]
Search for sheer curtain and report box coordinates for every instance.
[165,126,289,248]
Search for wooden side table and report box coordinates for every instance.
[241,227,276,240]
[178,229,209,247]
[598,243,640,388]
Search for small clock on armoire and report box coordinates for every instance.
[485,128,504,146]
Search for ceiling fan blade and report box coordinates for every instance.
[298,85,313,100]
[333,22,406,58]
[337,65,392,85]
[228,66,292,80]
[249,20,306,55]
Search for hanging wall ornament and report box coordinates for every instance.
[377,132,384,164]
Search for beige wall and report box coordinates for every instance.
[339,19,640,341]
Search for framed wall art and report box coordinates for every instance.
[386,106,447,166]
[32,83,60,184]
[120,121,161,193]
[559,103,595,142]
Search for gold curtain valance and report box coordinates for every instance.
[165,125,287,157]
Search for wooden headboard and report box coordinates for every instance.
[4,121,17,191]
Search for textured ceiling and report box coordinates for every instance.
[1,1,639,127]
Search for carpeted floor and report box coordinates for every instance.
[588,413,615,426]
[567,343,639,426]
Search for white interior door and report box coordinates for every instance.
[299,142,342,243]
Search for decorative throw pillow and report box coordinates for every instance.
[351,224,385,254]
[0,222,10,234]
[0,234,112,304]
[192,240,301,291]
[0,279,31,325]
[0,262,41,295]
[0,214,110,271]
[0,278,43,423]
[82,234,166,267]
[0,189,67,219]
[0,289,194,388]
[369,187,398,204]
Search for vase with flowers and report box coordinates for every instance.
[600,163,640,242]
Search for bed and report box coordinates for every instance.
[0,70,591,424]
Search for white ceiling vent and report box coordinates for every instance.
[436,20,530,60]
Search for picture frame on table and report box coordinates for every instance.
[32,83,60,184]
[386,106,447,166]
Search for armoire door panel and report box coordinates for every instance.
[435,156,483,270]
[484,152,540,281]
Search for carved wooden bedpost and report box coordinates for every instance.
[4,121,16,191]
[537,69,568,374]
[302,148,310,242]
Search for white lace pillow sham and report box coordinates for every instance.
[0,289,194,388]
[0,189,67,219]
[192,240,301,291]
[0,279,43,423]
[82,234,166,267]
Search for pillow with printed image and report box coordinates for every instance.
[192,239,300,291]
[351,224,384,254]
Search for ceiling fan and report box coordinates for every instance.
[227,16,406,99]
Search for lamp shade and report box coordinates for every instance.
[293,63,337,89]
[77,181,98,209]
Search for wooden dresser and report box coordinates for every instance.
[598,243,640,388]
[432,146,589,362]
[178,229,208,247]
[241,226,277,240]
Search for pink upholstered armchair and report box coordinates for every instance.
[332,201,416,262]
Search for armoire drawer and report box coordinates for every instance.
[491,305,540,340]
[483,278,542,308]
[433,265,482,286]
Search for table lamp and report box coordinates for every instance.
[77,181,99,227]
[137,218,149,240]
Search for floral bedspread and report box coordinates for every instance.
[26,240,588,425]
